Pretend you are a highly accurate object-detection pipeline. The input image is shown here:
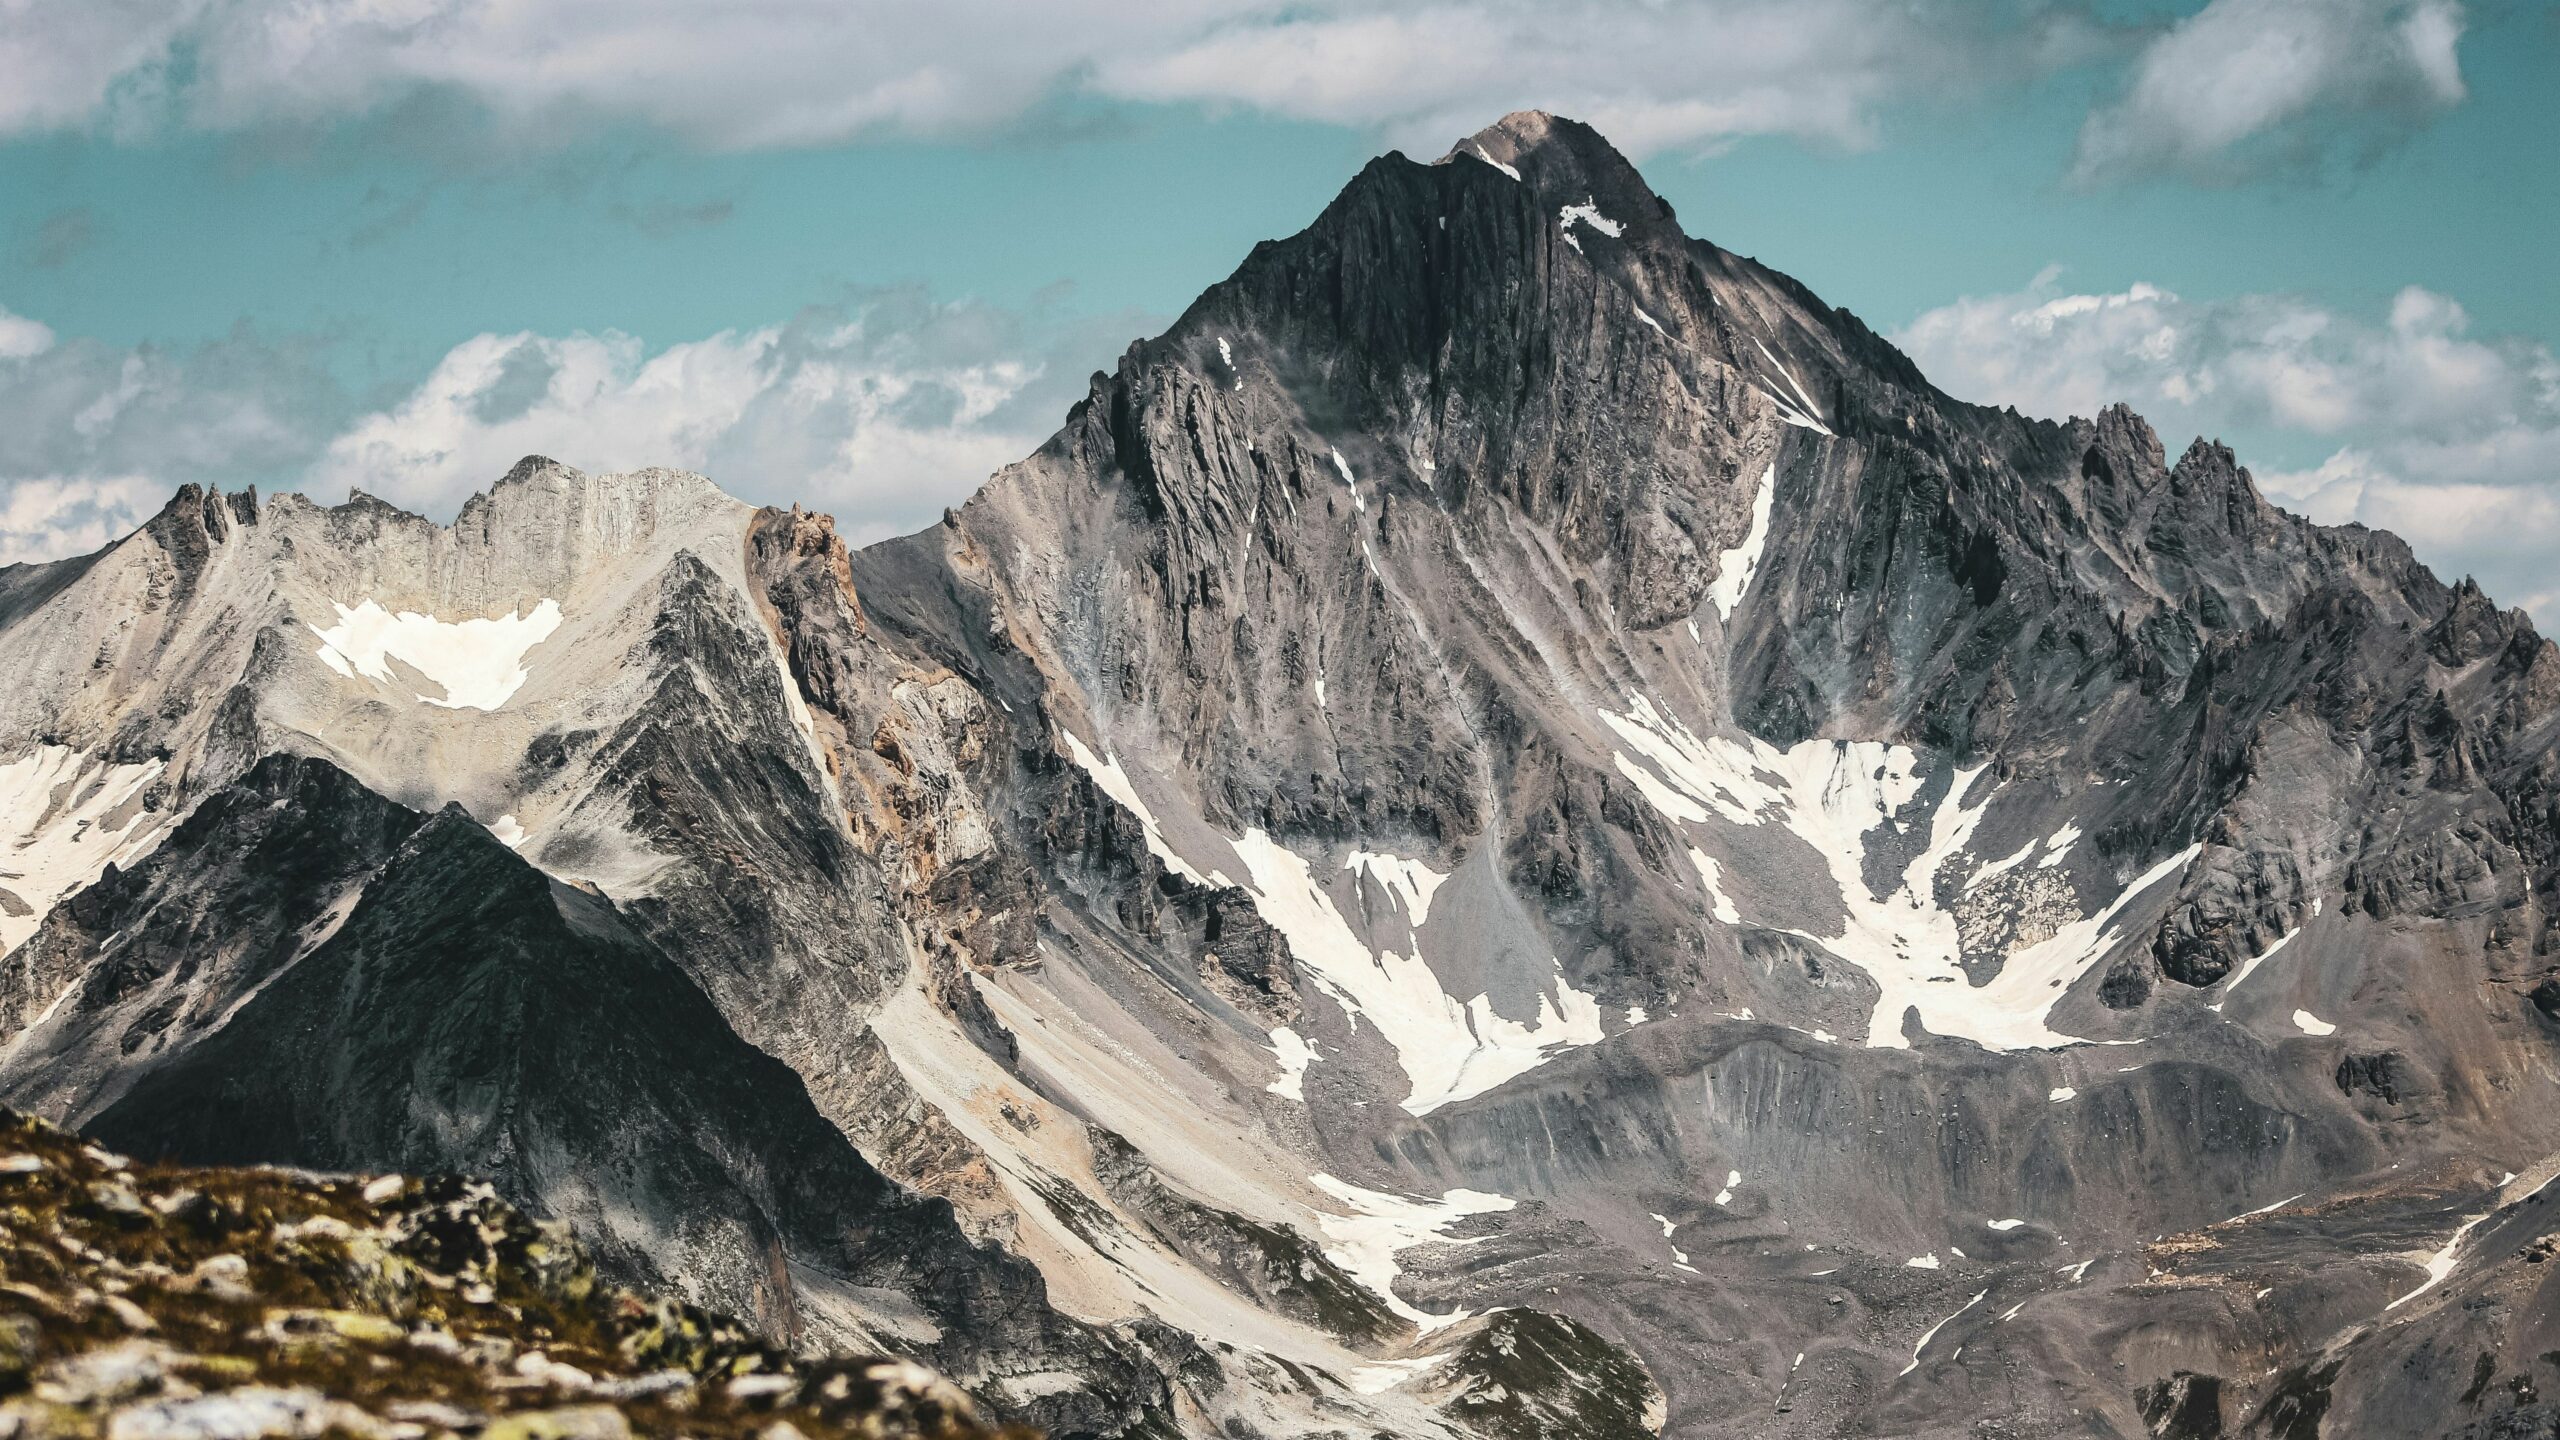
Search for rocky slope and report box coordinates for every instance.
[0,110,2555,1438]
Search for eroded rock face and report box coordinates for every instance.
[0,109,2555,1439]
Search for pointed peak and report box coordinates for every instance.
[494,454,584,491]
[1439,111,1676,241]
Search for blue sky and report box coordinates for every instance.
[1,0,2554,618]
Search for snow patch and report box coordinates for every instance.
[2387,1209,2490,1310]
[1987,1218,2026,1231]
[488,815,526,849]
[2208,926,2299,1011]
[1558,198,1624,239]
[1232,830,1602,1114]
[1311,1175,1513,1332]
[1635,307,1668,337]
[1900,1291,1987,1377]
[310,598,562,710]
[1705,465,1776,621]
[1750,338,1834,436]
[1348,1355,1449,1395]
[2049,1086,2078,1102]
[1344,849,1449,926]
[1625,1005,1648,1025]
[1600,693,2198,1051]
[0,746,169,955]
[1330,448,1365,512]
[1905,1253,1942,1270]
[1267,1026,1316,1101]
[1968,839,2036,890]
[1715,1170,1740,1206]
[2292,1009,2336,1036]
[1469,146,1522,181]
[1058,732,1231,889]
[1063,729,1601,1111]
[1687,849,1742,924]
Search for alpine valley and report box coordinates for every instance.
[3,113,2557,1440]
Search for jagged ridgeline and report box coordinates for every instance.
[0,111,2556,1439]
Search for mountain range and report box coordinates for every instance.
[1,111,2555,1440]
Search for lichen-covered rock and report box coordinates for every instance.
[0,1111,1016,1440]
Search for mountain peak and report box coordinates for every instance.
[1441,110,1673,232]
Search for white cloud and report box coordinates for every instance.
[0,312,341,564]
[0,475,163,566]
[1897,272,2560,625]
[0,291,1135,570]
[0,306,54,360]
[311,296,1118,544]
[2073,0,2469,184]
[0,0,2113,158]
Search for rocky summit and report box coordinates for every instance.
[0,111,2556,1439]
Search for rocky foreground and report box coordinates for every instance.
[0,1109,1017,1440]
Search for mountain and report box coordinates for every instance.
[2,110,2557,1439]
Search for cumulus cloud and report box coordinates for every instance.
[0,317,342,562]
[0,290,1139,568]
[0,0,2115,157]
[2072,0,2469,184]
[311,293,1133,543]
[1897,271,2560,624]
[0,305,54,360]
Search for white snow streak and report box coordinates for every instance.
[1058,732,1230,889]
[2207,926,2299,1012]
[1062,731,1603,1110]
[1750,338,1835,436]
[1470,146,1522,182]
[1706,464,1776,621]
[2387,1210,2489,1310]
[1900,1291,1987,1377]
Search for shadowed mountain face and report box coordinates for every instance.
[0,112,2556,1438]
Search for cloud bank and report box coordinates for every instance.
[0,290,1137,566]
[3,1,2487,183]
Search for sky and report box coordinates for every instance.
[0,0,2554,621]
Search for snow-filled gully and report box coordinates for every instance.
[1061,733,1603,1113]
[1600,692,2198,1051]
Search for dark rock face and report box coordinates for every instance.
[1,109,2558,1440]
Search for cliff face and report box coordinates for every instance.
[0,111,2554,1438]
